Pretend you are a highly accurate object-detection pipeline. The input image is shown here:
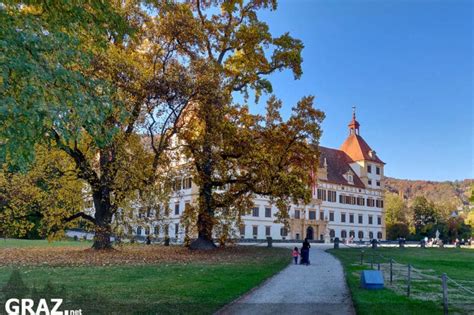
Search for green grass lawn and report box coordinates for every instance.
[0,240,290,314]
[0,238,92,248]
[328,247,474,315]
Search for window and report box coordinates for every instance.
[154,225,160,235]
[369,231,374,239]
[309,211,316,220]
[368,215,373,225]
[145,226,150,235]
[329,212,334,222]
[349,230,355,238]
[164,224,169,236]
[376,181,381,187]
[376,199,384,208]
[339,194,344,203]
[358,215,363,224]
[368,179,372,185]
[377,216,382,225]
[328,190,337,202]
[367,165,372,173]
[240,225,245,237]
[349,214,354,223]
[358,231,364,239]
[146,208,152,218]
[344,195,354,205]
[183,177,192,189]
[320,211,324,221]
[137,226,142,235]
[341,213,346,223]
[330,229,335,238]
[357,197,365,206]
[367,198,375,207]
[265,207,272,218]
[174,203,180,215]
[376,167,380,175]
[265,226,271,236]
[252,226,258,237]
[348,175,353,183]
[341,230,347,238]
[280,227,288,237]
[252,207,259,217]
[175,223,179,237]
[294,209,301,219]
[377,232,383,239]
[317,189,327,201]
[173,178,182,191]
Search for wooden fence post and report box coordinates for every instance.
[407,264,411,297]
[442,273,448,315]
[390,259,393,284]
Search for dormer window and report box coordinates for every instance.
[344,171,354,184]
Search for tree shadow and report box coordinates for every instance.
[0,269,217,314]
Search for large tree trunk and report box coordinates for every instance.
[91,188,114,250]
[189,138,217,250]
[189,213,216,250]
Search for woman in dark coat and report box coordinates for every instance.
[300,238,311,265]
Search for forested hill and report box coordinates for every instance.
[384,177,473,207]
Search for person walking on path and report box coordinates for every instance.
[292,247,299,265]
[300,238,311,265]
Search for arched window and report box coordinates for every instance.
[358,231,364,239]
[377,232,383,239]
[137,226,142,235]
[330,229,335,238]
[369,231,373,239]
[341,230,347,238]
[349,230,355,238]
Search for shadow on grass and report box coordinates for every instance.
[0,269,219,314]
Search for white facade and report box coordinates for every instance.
[131,112,386,242]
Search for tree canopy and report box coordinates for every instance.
[1,1,324,249]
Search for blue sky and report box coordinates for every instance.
[242,0,472,181]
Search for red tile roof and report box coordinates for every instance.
[318,146,366,188]
[339,134,385,164]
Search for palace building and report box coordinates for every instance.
[133,110,386,242]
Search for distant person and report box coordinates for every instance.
[292,247,299,265]
[300,238,311,265]
[146,235,151,245]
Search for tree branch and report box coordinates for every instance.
[63,212,97,224]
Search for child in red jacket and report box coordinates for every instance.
[292,247,299,265]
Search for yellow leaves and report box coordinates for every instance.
[0,145,85,239]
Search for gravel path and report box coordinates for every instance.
[218,246,355,315]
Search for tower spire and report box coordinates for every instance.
[348,106,360,135]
